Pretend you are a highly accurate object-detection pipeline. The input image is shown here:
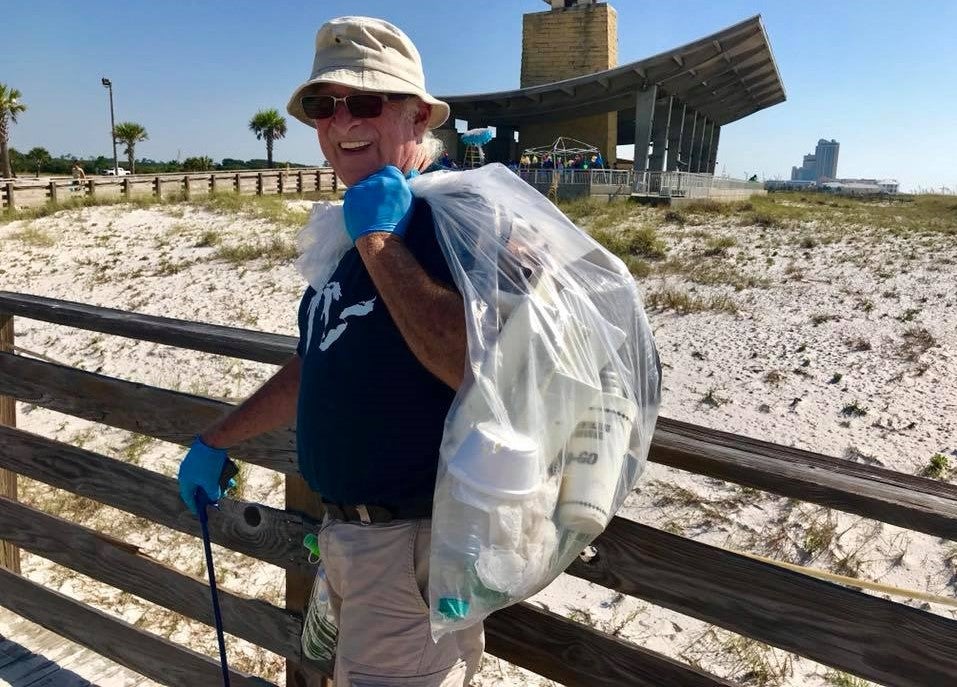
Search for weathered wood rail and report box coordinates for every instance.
[0,168,339,211]
[0,290,955,686]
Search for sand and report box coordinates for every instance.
[1,198,954,686]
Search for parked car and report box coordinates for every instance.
[101,166,131,176]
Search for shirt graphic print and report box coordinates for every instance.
[303,281,376,353]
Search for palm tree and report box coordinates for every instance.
[0,84,27,179]
[27,147,51,178]
[112,122,148,174]
[249,109,287,168]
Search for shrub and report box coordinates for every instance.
[840,401,868,418]
[624,256,651,278]
[922,453,951,479]
[702,235,736,257]
[590,225,667,260]
[663,209,686,224]
[899,326,936,361]
[748,211,783,228]
[645,287,738,315]
[215,237,298,263]
[194,230,222,247]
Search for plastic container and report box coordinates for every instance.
[300,539,337,674]
[557,369,638,535]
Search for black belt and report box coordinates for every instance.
[321,500,432,524]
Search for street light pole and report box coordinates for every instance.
[101,77,118,175]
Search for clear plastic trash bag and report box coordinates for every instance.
[300,534,337,674]
[295,163,661,641]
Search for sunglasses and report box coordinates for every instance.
[301,93,411,120]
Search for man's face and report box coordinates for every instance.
[313,84,431,186]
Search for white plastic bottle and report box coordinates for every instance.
[557,368,637,536]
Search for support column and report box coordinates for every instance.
[695,119,712,173]
[632,84,658,171]
[665,100,686,171]
[689,116,706,173]
[679,109,698,172]
[701,122,715,174]
[707,126,721,173]
[647,96,672,172]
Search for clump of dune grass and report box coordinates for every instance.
[5,224,56,246]
[590,225,667,260]
[215,237,299,263]
[645,287,737,315]
[899,326,937,361]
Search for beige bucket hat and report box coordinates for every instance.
[287,16,450,130]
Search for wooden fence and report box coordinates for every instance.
[0,168,339,212]
[0,290,955,686]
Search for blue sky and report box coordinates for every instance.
[6,1,956,191]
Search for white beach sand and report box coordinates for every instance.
[1,198,954,686]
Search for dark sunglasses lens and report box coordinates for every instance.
[346,95,384,118]
[301,96,335,119]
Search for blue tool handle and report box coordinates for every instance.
[194,487,231,686]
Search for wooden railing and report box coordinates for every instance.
[0,168,339,211]
[0,291,955,686]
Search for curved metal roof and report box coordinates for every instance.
[439,15,785,129]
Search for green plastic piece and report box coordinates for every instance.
[303,533,321,558]
[437,597,470,619]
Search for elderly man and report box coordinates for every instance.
[177,16,483,687]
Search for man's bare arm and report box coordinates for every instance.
[200,355,302,448]
[356,233,467,389]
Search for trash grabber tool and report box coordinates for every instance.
[194,458,239,687]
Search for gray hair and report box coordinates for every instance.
[403,97,443,164]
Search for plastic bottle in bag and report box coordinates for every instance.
[432,423,541,621]
[300,533,337,674]
[557,368,638,536]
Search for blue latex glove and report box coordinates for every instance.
[343,165,414,243]
[177,437,233,515]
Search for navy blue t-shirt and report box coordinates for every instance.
[295,198,456,511]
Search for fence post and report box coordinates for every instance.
[235,172,241,194]
[184,176,192,200]
[331,171,337,194]
[211,174,220,195]
[277,172,284,196]
[153,176,161,198]
[0,314,20,574]
[4,182,14,211]
[122,177,131,200]
[297,170,304,194]
[285,475,331,687]
[87,178,96,200]
[48,179,59,205]
[257,172,264,196]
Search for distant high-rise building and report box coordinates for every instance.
[814,139,839,181]
[790,139,839,181]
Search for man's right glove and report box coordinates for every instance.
[177,437,237,516]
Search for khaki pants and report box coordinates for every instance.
[318,517,485,686]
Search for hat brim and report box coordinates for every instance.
[287,67,450,130]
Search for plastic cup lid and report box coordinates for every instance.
[447,422,542,498]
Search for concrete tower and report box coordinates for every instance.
[520,0,618,162]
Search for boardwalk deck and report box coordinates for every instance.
[0,608,158,687]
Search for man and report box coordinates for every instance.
[177,16,483,687]
[71,160,86,193]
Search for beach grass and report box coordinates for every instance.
[0,189,339,227]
